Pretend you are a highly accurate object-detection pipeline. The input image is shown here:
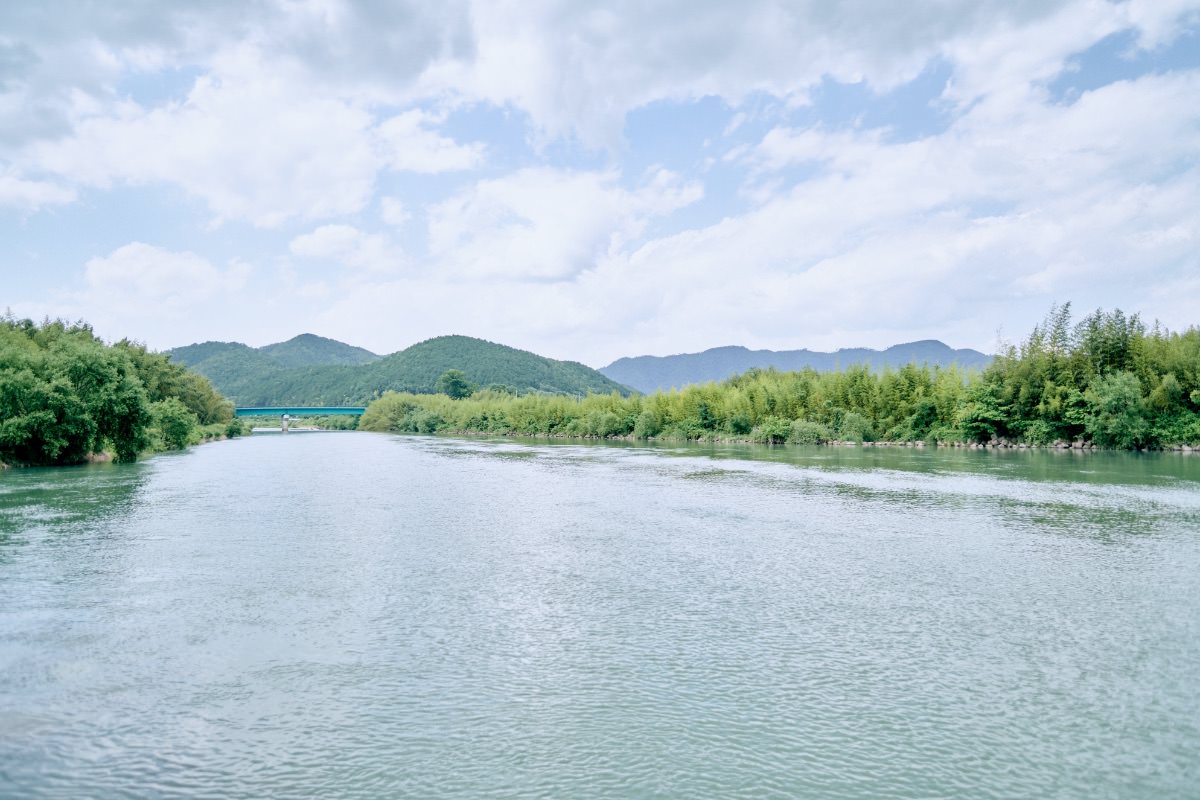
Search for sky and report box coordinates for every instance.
[2,1,1199,367]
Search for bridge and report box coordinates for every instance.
[234,407,366,417]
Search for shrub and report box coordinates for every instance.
[633,411,662,439]
[728,413,753,435]
[750,416,791,444]
[1084,371,1150,449]
[152,397,199,450]
[836,410,874,443]
[788,419,831,445]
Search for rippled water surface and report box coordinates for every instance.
[2,433,1199,798]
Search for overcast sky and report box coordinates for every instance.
[2,1,1198,365]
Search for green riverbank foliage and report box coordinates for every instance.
[0,316,235,466]
[360,306,1200,450]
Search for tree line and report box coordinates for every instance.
[0,315,238,466]
[360,306,1200,450]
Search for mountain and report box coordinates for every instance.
[166,334,630,406]
[258,333,380,368]
[600,340,992,393]
[366,336,627,397]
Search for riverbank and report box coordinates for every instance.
[0,427,238,470]
[434,428,1199,453]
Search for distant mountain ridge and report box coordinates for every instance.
[169,333,379,371]
[167,334,629,406]
[600,340,992,393]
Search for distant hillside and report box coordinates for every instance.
[167,334,630,406]
[258,333,379,368]
[600,340,992,393]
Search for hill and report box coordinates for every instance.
[166,334,630,405]
[169,335,379,371]
[258,333,379,368]
[600,340,992,393]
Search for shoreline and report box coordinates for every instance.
[0,433,237,471]
[434,429,1199,453]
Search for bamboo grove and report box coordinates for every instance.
[360,307,1200,450]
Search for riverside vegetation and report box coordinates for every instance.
[3,306,1197,465]
[0,316,239,467]
[360,307,1200,450]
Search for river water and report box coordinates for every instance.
[2,433,1198,798]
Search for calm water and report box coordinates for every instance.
[2,434,1199,799]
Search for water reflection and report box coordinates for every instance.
[0,461,149,555]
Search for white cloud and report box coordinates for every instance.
[379,196,411,226]
[375,110,484,172]
[289,224,402,273]
[51,242,259,345]
[0,172,75,209]
[20,51,482,225]
[29,55,378,226]
[426,167,702,280]
[84,242,249,306]
[422,0,1117,145]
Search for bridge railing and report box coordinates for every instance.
[234,407,367,417]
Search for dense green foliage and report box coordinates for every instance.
[601,340,993,393]
[959,306,1200,448]
[171,334,631,405]
[0,316,234,466]
[362,307,1200,450]
[436,369,475,399]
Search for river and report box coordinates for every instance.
[2,433,1198,798]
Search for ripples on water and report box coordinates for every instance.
[2,434,1199,798]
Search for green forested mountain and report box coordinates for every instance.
[1,317,234,466]
[259,334,380,368]
[167,334,630,405]
[169,333,379,371]
[600,340,992,393]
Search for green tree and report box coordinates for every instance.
[1084,372,1150,449]
[436,369,475,399]
[152,397,199,450]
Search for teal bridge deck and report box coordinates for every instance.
[235,407,366,417]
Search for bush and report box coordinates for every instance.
[633,411,661,439]
[1084,371,1150,449]
[728,413,753,435]
[152,397,199,450]
[1019,419,1057,446]
[750,416,791,444]
[836,410,873,443]
[587,410,626,437]
[788,419,831,445]
[412,409,444,434]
